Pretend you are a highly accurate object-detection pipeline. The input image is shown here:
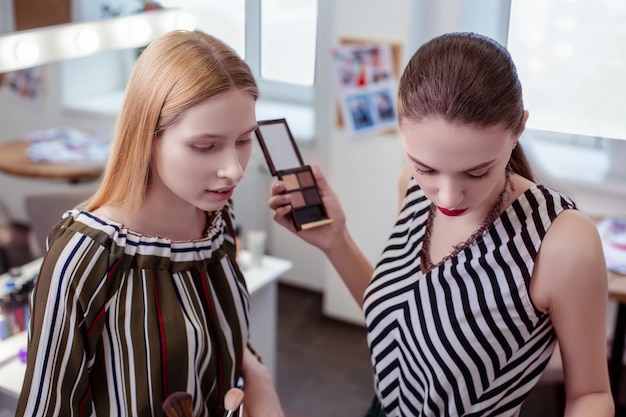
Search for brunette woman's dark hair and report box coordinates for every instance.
[397,32,534,181]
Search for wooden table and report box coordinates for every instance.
[608,269,626,402]
[0,140,104,183]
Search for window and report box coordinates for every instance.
[506,0,626,185]
[159,0,318,104]
[506,0,626,142]
[158,0,246,57]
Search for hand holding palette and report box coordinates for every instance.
[255,118,333,231]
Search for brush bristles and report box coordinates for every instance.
[224,388,245,412]
[163,391,193,417]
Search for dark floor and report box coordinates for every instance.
[275,283,562,417]
[276,284,375,417]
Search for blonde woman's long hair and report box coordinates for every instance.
[86,30,258,213]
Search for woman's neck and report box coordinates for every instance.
[93,197,209,241]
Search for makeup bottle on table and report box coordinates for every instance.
[0,298,8,340]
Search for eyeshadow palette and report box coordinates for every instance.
[254,118,333,231]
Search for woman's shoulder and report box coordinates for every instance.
[49,209,121,247]
[37,211,119,293]
[508,177,577,220]
[541,209,603,261]
[531,208,606,310]
[46,209,122,258]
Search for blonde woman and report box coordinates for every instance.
[17,30,284,417]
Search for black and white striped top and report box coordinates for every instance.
[363,179,576,417]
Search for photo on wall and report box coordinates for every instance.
[330,43,395,89]
[339,80,398,137]
[0,67,46,106]
[330,41,400,137]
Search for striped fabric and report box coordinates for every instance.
[363,180,576,417]
[16,202,250,417]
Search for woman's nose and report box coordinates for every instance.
[437,179,464,209]
[217,150,245,181]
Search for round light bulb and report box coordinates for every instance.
[129,19,151,45]
[14,39,39,66]
[76,28,100,53]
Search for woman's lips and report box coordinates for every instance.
[208,188,234,201]
[437,206,467,216]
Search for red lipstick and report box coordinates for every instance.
[437,207,467,217]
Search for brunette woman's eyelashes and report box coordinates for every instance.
[413,166,434,175]
[414,165,492,180]
[467,171,491,180]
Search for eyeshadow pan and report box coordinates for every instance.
[303,188,322,205]
[290,190,306,207]
[256,119,334,231]
[298,171,315,187]
[283,173,299,190]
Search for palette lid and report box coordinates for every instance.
[255,118,304,175]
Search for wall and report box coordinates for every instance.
[317,0,410,323]
[0,0,14,33]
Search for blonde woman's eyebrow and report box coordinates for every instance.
[187,124,259,141]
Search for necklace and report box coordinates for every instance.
[420,169,514,273]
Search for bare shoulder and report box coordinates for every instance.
[542,209,604,263]
[532,209,607,311]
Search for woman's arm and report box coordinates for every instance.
[240,346,285,417]
[268,163,373,307]
[531,210,614,417]
[15,253,100,416]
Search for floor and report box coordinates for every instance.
[275,283,563,417]
[275,284,375,417]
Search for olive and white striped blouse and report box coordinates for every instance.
[16,202,250,417]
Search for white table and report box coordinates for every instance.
[0,251,292,413]
[237,250,293,380]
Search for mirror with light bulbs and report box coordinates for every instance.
[0,8,195,73]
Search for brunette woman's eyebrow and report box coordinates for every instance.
[464,160,496,171]
[406,153,496,171]
[406,153,433,169]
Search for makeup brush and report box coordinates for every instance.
[162,391,193,417]
[224,387,245,417]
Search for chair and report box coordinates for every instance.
[0,200,32,273]
[24,186,96,258]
